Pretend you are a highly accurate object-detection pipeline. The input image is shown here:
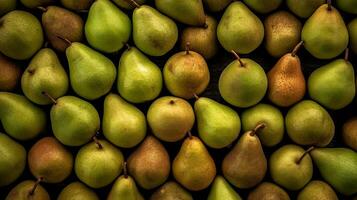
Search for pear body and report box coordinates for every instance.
[342,117,357,151]
[248,182,290,200]
[107,175,144,200]
[203,0,232,12]
[20,0,54,8]
[297,180,338,200]
[0,0,16,16]
[150,181,193,200]
[337,0,357,14]
[58,182,99,200]
[207,176,242,200]
[5,180,50,200]
[61,0,94,10]
[243,0,282,13]
[286,0,324,18]
[113,0,145,10]
[0,54,21,91]
[349,18,357,54]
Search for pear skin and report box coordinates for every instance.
[0,53,21,91]
[286,0,325,18]
[208,176,242,200]
[342,117,357,151]
[248,182,290,200]
[243,0,282,14]
[349,18,357,54]
[337,0,357,14]
[150,181,193,200]
[107,175,144,200]
[0,0,16,16]
[5,180,50,200]
[58,182,99,200]
[20,0,54,8]
[297,180,338,200]
[203,0,232,12]
[60,0,94,10]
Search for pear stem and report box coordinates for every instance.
[231,50,244,67]
[344,48,349,61]
[193,93,199,100]
[37,6,47,12]
[185,42,191,55]
[250,123,266,136]
[169,100,175,105]
[296,146,314,164]
[123,0,141,8]
[291,41,304,57]
[29,177,43,196]
[327,0,332,10]
[92,136,103,149]
[125,43,131,50]
[42,92,57,104]
[203,22,209,29]
[123,162,128,178]
[44,41,49,48]
[188,131,193,139]
[56,35,72,45]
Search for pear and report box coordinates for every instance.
[194,97,241,149]
[0,92,46,140]
[270,145,313,191]
[248,182,290,200]
[50,96,100,146]
[342,117,357,151]
[20,0,54,8]
[0,11,43,60]
[155,0,205,26]
[61,0,94,10]
[0,0,16,16]
[21,48,69,105]
[103,93,146,148]
[147,96,195,142]
[297,180,338,200]
[75,139,124,188]
[150,181,193,200]
[301,3,349,59]
[349,18,357,54]
[310,147,357,195]
[127,136,170,189]
[133,5,178,56]
[0,53,21,91]
[117,47,162,103]
[58,182,99,200]
[267,42,306,107]
[203,0,232,12]
[241,103,284,147]
[0,133,26,187]
[180,15,218,59]
[41,6,84,52]
[337,0,357,14]
[5,180,50,200]
[285,100,335,147]
[173,136,216,191]
[113,0,145,10]
[207,176,242,200]
[163,48,210,99]
[65,42,116,100]
[264,11,302,58]
[219,51,268,108]
[243,0,282,13]
[286,0,325,18]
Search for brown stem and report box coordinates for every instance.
[291,41,304,57]
[231,50,244,67]
[41,92,57,104]
[193,93,199,100]
[185,42,190,55]
[344,48,349,61]
[56,35,72,45]
[250,123,266,136]
[169,100,175,105]
[203,22,209,29]
[125,43,131,50]
[327,0,332,10]
[37,6,47,12]
[92,136,103,149]
[296,146,314,164]
[187,131,193,139]
[27,69,35,75]
[29,177,43,196]
[123,0,141,8]
[123,162,128,178]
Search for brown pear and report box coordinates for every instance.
[5,180,50,200]
[342,117,357,151]
[0,54,21,91]
[248,182,290,200]
[297,180,338,200]
[267,41,306,107]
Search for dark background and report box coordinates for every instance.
[0,0,356,199]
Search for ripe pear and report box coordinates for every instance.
[264,11,302,58]
[219,52,267,108]
[310,147,357,195]
[0,133,26,187]
[241,103,284,147]
[21,48,69,105]
[285,100,335,146]
[349,18,357,54]
[297,180,338,200]
[301,3,349,59]
[286,0,324,18]
[5,180,50,200]
[150,181,193,200]
[58,182,99,200]
[0,11,43,60]
[133,5,178,56]
[163,49,210,99]
[243,0,282,13]
[337,0,357,14]
[113,0,145,10]
[20,0,54,8]
[173,136,216,191]
[127,136,170,189]
[270,145,313,190]
[65,42,116,100]
[50,96,100,146]
[217,1,264,54]
[207,176,242,200]
[147,96,195,142]
[108,173,144,200]
[195,97,241,149]
[248,182,290,200]
[342,117,357,151]
[75,139,124,188]
[0,53,21,91]
[117,47,162,103]
[0,0,16,16]
[203,0,232,12]
[41,6,84,52]
[61,0,94,10]
[0,92,46,140]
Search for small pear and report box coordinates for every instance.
[21,48,69,105]
[127,136,170,189]
[0,92,46,140]
[50,96,100,146]
[0,0,16,16]
[61,0,94,10]
[5,180,50,200]
[0,53,21,91]
[203,0,232,12]
[349,18,357,54]
[207,176,242,200]
[147,96,195,142]
[342,117,357,151]
[117,47,162,103]
[297,180,338,200]
[243,0,282,13]
[173,135,216,191]
[285,100,335,147]
[20,0,54,8]
[286,0,324,18]
[150,181,193,200]
[58,182,99,200]
[195,97,241,149]
[75,139,124,188]
[113,0,145,10]
[337,0,357,14]
[248,182,290,200]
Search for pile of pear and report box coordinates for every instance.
[0,0,357,199]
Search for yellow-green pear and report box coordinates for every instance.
[150,181,193,200]
[286,0,324,18]
[203,0,232,12]
[337,0,357,14]
[61,0,94,11]
[207,176,242,200]
[348,18,357,55]
[5,180,50,200]
[243,0,282,14]
[58,182,99,200]
[297,180,338,200]
[0,0,16,16]
[107,172,144,200]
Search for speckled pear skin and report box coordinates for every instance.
[58,182,99,200]
[5,180,50,200]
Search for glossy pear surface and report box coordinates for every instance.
[5,180,50,200]
[297,180,338,200]
[342,117,357,151]
[207,176,242,200]
[0,53,21,91]
[107,175,144,200]
[286,0,324,18]
[150,181,193,200]
[243,0,282,13]
[58,182,99,200]
[248,182,290,200]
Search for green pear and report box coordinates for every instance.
[20,0,54,8]
[21,48,69,105]
[194,97,241,149]
[342,117,357,151]
[66,42,116,100]
[270,145,313,191]
[285,100,335,147]
[113,0,145,10]
[0,0,16,16]
[297,180,338,200]
[207,176,242,200]
[117,47,162,103]
[150,181,193,200]
[147,96,195,142]
[0,133,26,187]
[58,182,99,200]
[248,182,290,200]
[0,53,21,91]
[133,5,178,56]
[75,139,124,188]
[0,11,43,60]
[337,0,357,14]
[5,180,50,200]
[61,0,94,10]
[0,92,46,140]
[50,96,100,146]
[308,57,355,110]
[103,93,146,148]
[301,3,349,59]
[173,136,216,191]
[219,53,268,108]
[243,0,282,13]
[310,148,357,195]
[108,174,144,200]
[217,1,264,54]
[241,103,284,147]
[348,18,357,55]
[155,0,205,26]
[287,0,324,18]
[203,0,232,12]
[127,136,170,189]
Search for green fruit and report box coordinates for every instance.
[58,182,99,200]
[113,0,145,10]
[150,181,193,200]
[61,0,94,10]
[348,18,357,55]
[20,0,54,8]
[203,0,232,12]
[5,180,50,200]
[243,0,282,13]
[297,180,338,200]
[337,0,357,14]
[0,53,21,91]
[248,182,290,200]
[107,175,144,200]
[286,0,324,18]
[0,0,16,16]
[208,176,242,200]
